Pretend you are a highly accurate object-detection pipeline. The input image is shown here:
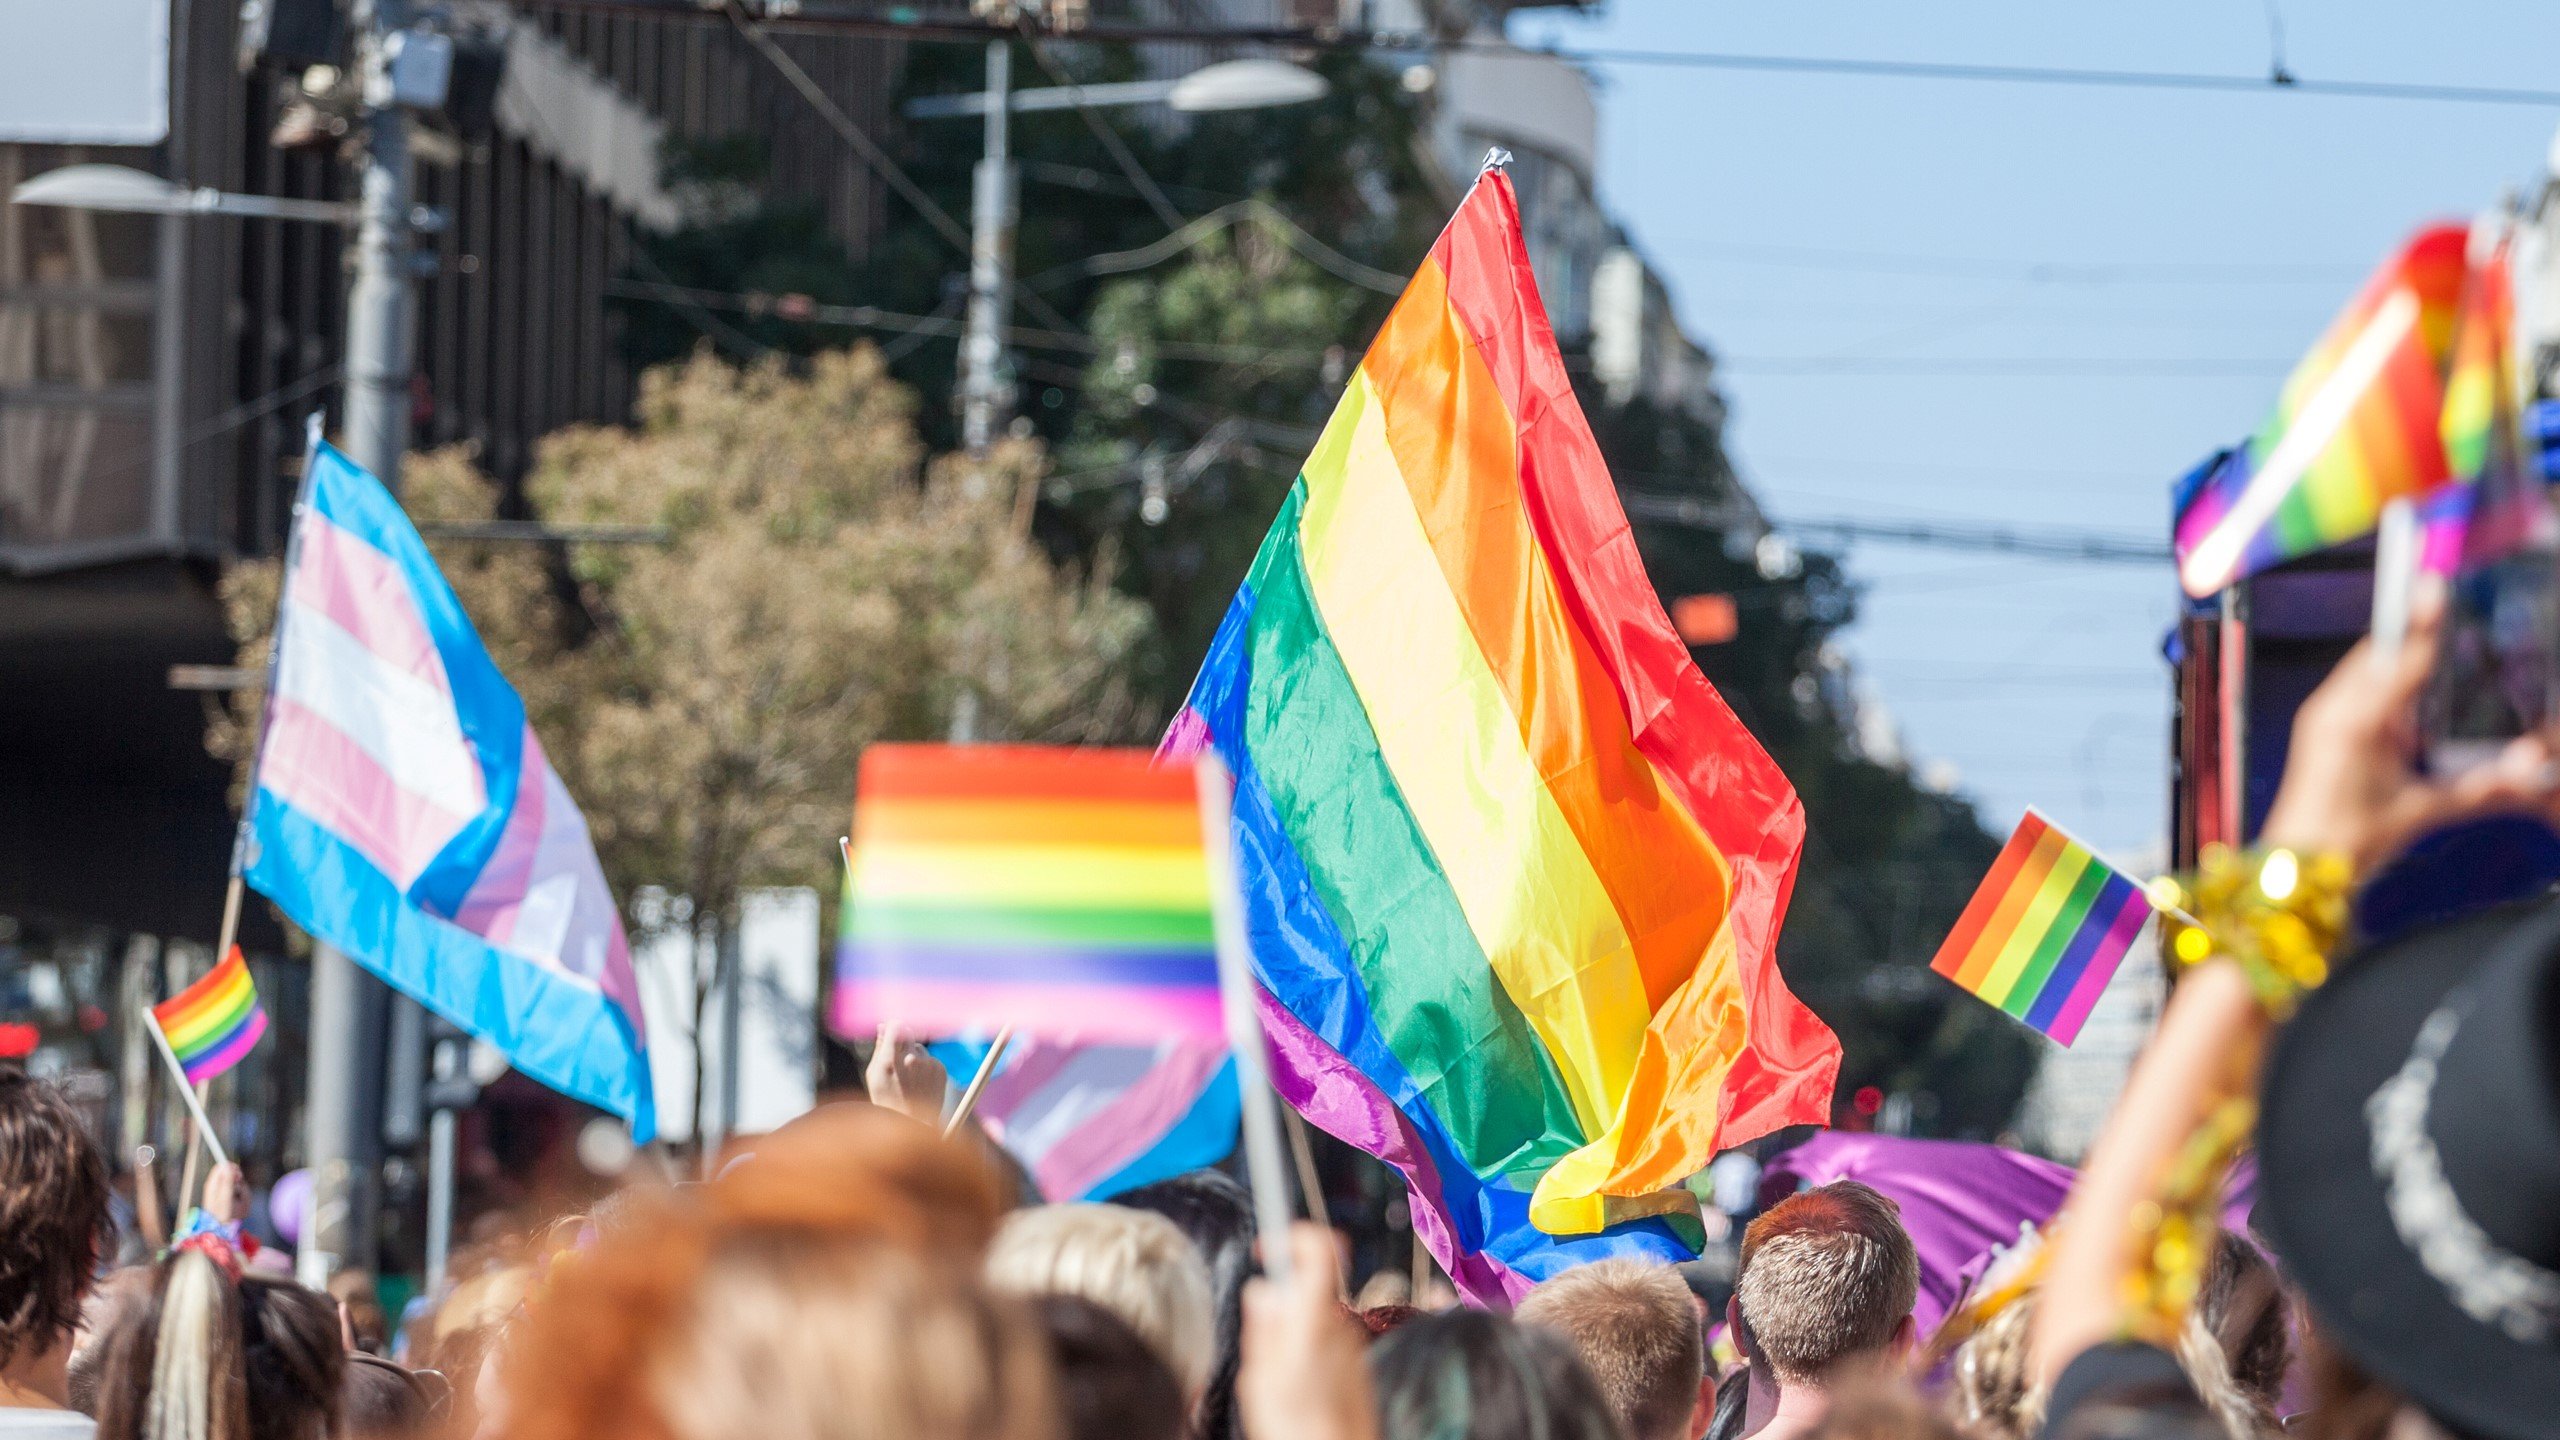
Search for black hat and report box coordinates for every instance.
[2258,893,2560,1440]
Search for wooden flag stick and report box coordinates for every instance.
[1281,1106,1326,1226]
[133,1146,167,1251]
[943,1026,1015,1137]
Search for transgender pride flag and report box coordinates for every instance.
[243,438,654,1138]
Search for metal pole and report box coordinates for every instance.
[958,39,1015,454]
[717,918,743,1142]
[301,0,416,1291]
[422,1037,460,1291]
[149,211,184,546]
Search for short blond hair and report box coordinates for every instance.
[1736,1182,1918,1385]
[1515,1258,1704,1440]
[986,1204,1214,1396]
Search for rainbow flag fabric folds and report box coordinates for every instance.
[2175,225,2469,598]
[1163,169,1837,1301]
[1928,812,2153,1047]
[2422,241,2548,573]
[151,946,267,1084]
[833,745,1225,1044]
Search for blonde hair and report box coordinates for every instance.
[985,1204,1214,1396]
[1946,1290,2279,1440]
[1515,1258,1705,1440]
[1736,1182,1919,1386]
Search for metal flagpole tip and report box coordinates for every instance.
[1479,146,1514,174]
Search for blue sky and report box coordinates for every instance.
[1507,1,2560,855]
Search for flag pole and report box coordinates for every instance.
[943,1026,1014,1137]
[1194,751,1296,1282]
[146,1013,230,1169]
[1281,1107,1327,1225]
[2023,807,2207,932]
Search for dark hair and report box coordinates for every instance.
[1033,1294,1185,1440]
[1112,1170,1255,1440]
[342,1353,444,1439]
[1702,1368,1749,1440]
[93,1248,345,1440]
[67,1266,157,1414]
[1370,1308,1627,1440]
[0,1069,113,1367]
[2194,1234,2289,1421]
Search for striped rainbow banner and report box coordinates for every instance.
[833,745,1226,1044]
[1163,167,1836,1299]
[1928,810,2154,1046]
[151,946,267,1085]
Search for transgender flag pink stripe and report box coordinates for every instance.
[448,723,550,949]
[260,694,473,885]
[1035,1046,1229,1200]
[293,515,447,689]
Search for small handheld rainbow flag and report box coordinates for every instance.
[150,945,268,1084]
[832,744,1224,1044]
[1928,812,2155,1047]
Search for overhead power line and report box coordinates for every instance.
[537,2,2560,110]
[1617,490,2171,564]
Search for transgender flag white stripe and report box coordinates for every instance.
[260,694,475,886]
[293,515,446,686]
[272,598,487,822]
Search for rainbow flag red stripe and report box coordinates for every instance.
[151,946,268,1084]
[832,745,1224,1044]
[1928,813,2153,1047]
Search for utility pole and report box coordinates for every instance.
[299,0,419,1291]
[958,38,1015,454]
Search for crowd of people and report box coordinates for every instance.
[4,592,2554,1440]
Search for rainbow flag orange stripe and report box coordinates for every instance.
[1929,813,2152,1047]
[151,946,267,1084]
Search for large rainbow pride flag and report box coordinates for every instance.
[1164,168,1837,1299]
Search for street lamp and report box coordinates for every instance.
[13,162,355,224]
[905,56,1329,451]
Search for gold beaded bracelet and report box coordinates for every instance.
[2147,844,2353,1021]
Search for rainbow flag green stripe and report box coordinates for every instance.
[1930,812,2155,1046]
[851,899,1213,949]
[1240,492,1586,1183]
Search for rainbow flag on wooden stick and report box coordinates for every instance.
[833,745,1225,1044]
[1163,164,1836,1299]
[150,946,267,1084]
[1929,812,2155,1046]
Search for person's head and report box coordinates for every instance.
[0,1068,113,1378]
[1946,1287,2276,1440]
[1733,1182,1918,1389]
[1031,1294,1185,1440]
[91,1245,345,1440]
[1369,1308,1626,1440]
[66,1266,156,1414]
[498,1103,1055,1440]
[986,1203,1215,1400]
[2191,1235,2288,1425]
[1516,1258,1707,1440]
[341,1353,445,1440]
[1112,1171,1255,1440]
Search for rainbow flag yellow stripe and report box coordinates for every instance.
[151,946,268,1084]
[1929,813,2153,1047]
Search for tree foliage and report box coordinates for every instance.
[216,348,1158,925]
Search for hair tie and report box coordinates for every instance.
[174,1233,244,1280]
